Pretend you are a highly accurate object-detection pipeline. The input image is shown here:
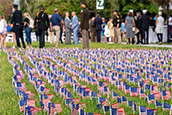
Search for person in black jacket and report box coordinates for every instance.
[80,2,90,50]
[140,10,150,44]
[34,5,49,48]
[135,12,141,44]
[94,14,103,42]
[11,4,26,49]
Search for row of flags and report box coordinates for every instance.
[30,47,172,114]
[5,47,172,115]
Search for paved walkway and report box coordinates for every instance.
[121,42,172,48]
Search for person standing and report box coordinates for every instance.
[71,11,79,44]
[94,14,103,42]
[102,18,107,43]
[108,18,114,42]
[59,14,63,44]
[23,12,32,49]
[140,9,150,44]
[113,10,118,43]
[168,15,172,38]
[34,5,49,48]
[155,11,164,45]
[116,14,122,43]
[90,17,96,42]
[135,12,141,44]
[125,12,135,44]
[50,8,63,47]
[64,12,72,44]
[0,15,7,49]
[11,4,26,49]
[48,15,55,44]
[80,2,90,50]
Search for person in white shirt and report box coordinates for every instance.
[155,11,164,45]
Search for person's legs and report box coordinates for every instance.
[14,27,21,47]
[2,34,6,48]
[130,38,132,44]
[157,34,160,44]
[117,28,121,43]
[48,28,53,44]
[53,26,60,47]
[42,30,45,47]
[29,28,32,46]
[169,25,171,38]
[59,27,63,43]
[103,35,107,43]
[25,27,30,47]
[146,28,149,44]
[136,33,140,44]
[73,29,79,44]
[141,29,145,44]
[114,27,118,43]
[39,30,43,48]
[160,34,163,43]
[82,30,89,49]
[11,32,16,47]
[97,30,101,42]
[91,32,95,42]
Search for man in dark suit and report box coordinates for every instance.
[140,9,150,44]
[34,5,49,48]
[80,2,90,50]
[11,4,26,49]
[94,14,103,42]
[135,12,141,44]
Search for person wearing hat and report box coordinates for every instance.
[155,11,164,45]
[50,8,63,47]
[34,5,49,48]
[80,2,90,50]
[140,9,150,44]
[11,4,26,49]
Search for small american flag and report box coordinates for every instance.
[72,107,78,115]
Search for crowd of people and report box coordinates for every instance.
[0,2,168,50]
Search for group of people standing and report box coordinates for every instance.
[1,3,167,50]
[89,10,122,44]
[7,2,90,50]
[125,9,164,45]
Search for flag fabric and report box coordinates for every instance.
[72,107,78,115]
[163,102,171,110]
[139,106,146,115]
[155,101,162,108]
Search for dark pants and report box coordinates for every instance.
[82,30,89,49]
[169,25,171,38]
[14,25,26,48]
[157,33,163,42]
[96,30,101,42]
[141,29,149,44]
[39,30,45,48]
[59,27,63,43]
[136,32,140,44]
[25,27,32,45]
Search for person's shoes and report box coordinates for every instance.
[12,46,15,49]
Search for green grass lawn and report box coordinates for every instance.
[5,42,172,50]
[0,42,172,115]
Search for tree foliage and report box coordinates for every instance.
[20,0,159,20]
[0,0,13,21]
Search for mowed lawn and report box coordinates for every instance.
[0,42,171,115]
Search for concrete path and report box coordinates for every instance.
[121,42,172,48]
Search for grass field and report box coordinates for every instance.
[0,42,172,115]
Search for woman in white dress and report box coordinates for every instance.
[155,12,164,45]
